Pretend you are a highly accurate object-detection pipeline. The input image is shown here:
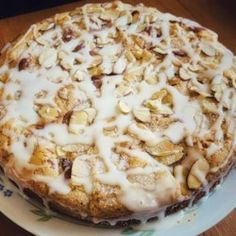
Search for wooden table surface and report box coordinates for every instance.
[0,0,235,235]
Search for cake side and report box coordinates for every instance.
[0,1,235,224]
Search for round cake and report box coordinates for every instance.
[0,1,235,226]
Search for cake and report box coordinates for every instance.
[0,1,235,227]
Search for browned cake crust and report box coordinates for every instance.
[0,1,235,226]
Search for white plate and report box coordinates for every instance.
[0,167,236,236]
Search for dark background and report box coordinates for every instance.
[0,0,78,18]
[0,0,236,19]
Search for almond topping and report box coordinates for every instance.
[118,101,130,114]
[38,48,57,68]
[113,56,127,74]
[187,158,210,190]
[133,106,151,122]
[200,42,216,57]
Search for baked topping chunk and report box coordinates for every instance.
[0,1,235,223]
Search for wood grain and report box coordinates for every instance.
[0,1,235,235]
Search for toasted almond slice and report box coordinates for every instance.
[144,14,158,24]
[200,42,216,57]
[187,158,210,190]
[151,89,168,100]
[188,63,204,72]
[0,73,9,83]
[145,99,173,115]
[68,110,88,134]
[71,157,92,193]
[84,108,96,123]
[113,56,127,74]
[174,165,188,185]
[145,140,183,156]
[156,151,183,165]
[201,98,218,113]
[116,82,133,96]
[103,126,118,136]
[211,83,227,101]
[72,70,85,81]
[124,73,137,82]
[38,48,57,68]
[187,174,201,190]
[179,67,193,80]
[70,111,88,126]
[89,55,103,68]
[145,140,184,165]
[174,165,189,195]
[59,51,74,70]
[118,101,130,114]
[99,12,112,21]
[153,46,166,55]
[133,106,151,122]
[38,105,59,122]
[125,50,136,63]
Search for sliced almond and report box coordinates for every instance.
[211,83,227,101]
[70,111,88,125]
[179,67,193,80]
[201,98,218,113]
[156,152,183,165]
[145,140,183,156]
[145,140,184,165]
[0,105,7,120]
[72,70,85,81]
[143,64,154,81]
[124,67,143,82]
[188,63,204,72]
[187,174,201,190]
[116,82,133,96]
[200,42,216,57]
[187,158,210,190]
[84,107,96,123]
[58,51,74,70]
[118,101,130,114]
[0,73,9,83]
[103,126,118,136]
[174,165,189,195]
[224,68,236,88]
[68,111,88,134]
[133,106,151,122]
[38,48,57,68]
[99,12,112,21]
[131,48,143,60]
[125,50,136,63]
[89,55,103,68]
[88,67,103,77]
[142,50,153,62]
[144,14,158,24]
[71,157,92,193]
[38,105,59,122]
[124,73,137,82]
[153,46,166,55]
[144,99,173,115]
[113,56,127,74]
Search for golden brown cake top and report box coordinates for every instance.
[0,1,235,217]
